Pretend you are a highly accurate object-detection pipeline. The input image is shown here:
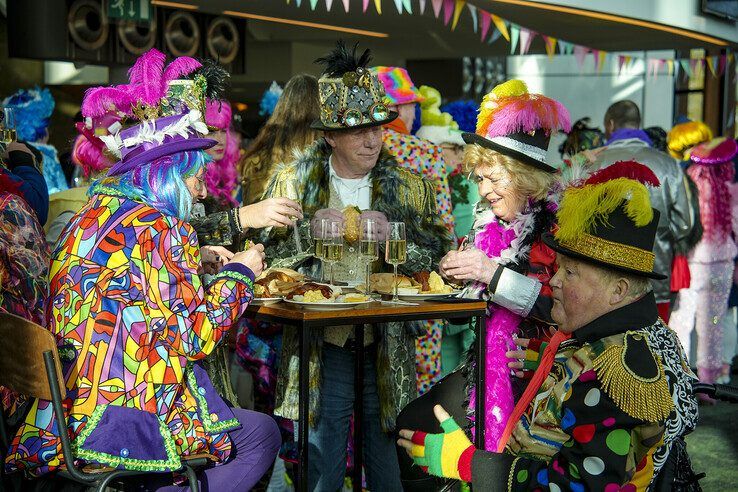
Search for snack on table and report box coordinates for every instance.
[254,268,304,298]
[369,271,454,294]
[426,271,453,294]
[412,271,431,292]
[285,282,334,300]
[369,273,418,294]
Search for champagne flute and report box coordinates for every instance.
[359,218,380,295]
[282,177,303,253]
[323,220,344,286]
[385,222,407,301]
[314,218,330,283]
[0,107,16,144]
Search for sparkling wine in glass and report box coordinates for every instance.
[323,220,344,285]
[282,177,302,253]
[0,107,16,144]
[385,222,407,301]
[359,218,380,295]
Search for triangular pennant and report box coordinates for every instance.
[679,59,690,78]
[325,0,333,10]
[718,54,727,76]
[479,10,491,41]
[374,0,382,13]
[394,0,403,14]
[310,0,319,9]
[557,40,568,55]
[673,60,680,80]
[509,24,520,54]
[573,45,588,69]
[519,28,535,55]
[729,53,735,64]
[617,55,625,74]
[597,50,607,72]
[490,14,509,42]
[451,0,466,30]
[706,56,718,77]
[543,36,557,59]
[431,0,443,17]
[297,0,302,6]
[467,3,478,33]
[363,0,370,12]
[443,0,455,25]
[488,27,503,44]
[666,59,674,76]
[419,0,427,14]
[342,0,349,11]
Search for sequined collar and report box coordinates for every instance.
[572,291,658,343]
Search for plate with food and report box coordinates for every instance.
[251,297,283,305]
[369,271,460,300]
[284,283,373,310]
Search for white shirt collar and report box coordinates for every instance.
[328,154,372,209]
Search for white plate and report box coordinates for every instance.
[283,299,375,311]
[251,297,283,305]
[396,291,460,301]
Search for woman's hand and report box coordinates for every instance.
[239,198,303,229]
[228,243,266,277]
[440,248,499,285]
[201,245,234,275]
[507,338,530,379]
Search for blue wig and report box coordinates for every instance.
[89,150,211,221]
[3,87,55,142]
[440,100,478,134]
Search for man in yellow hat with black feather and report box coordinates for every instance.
[398,161,699,491]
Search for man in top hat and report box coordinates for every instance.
[398,161,698,490]
[261,41,449,490]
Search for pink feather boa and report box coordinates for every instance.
[204,100,239,206]
[469,218,523,451]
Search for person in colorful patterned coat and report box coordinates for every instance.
[398,162,698,491]
[4,60,280,491]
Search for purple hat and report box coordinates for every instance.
[102,110,216,176]
[690,137,738,166]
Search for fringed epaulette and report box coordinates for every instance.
[592,331,674,423]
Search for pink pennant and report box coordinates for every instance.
[479,10,491,41]
[443,0,454,25]
[519,28,535,55]
[363,0,370,12]
[617,55,626,74]
[573,45,588,69]
[342,0,349,12]
[718,54,727,76]
[431,0,443,17]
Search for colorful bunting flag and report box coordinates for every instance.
[673,60,680,80]
[573,45,588,69]
[706,56,717,77]
[342,0,349,11]
[509,24,520,54]
[666,59,674,76]
[325,0,333,11]
[431,0,443,18]
[419,0,426,14]
[490,14,509,41]
[451,0,466,30]
[718,54,726,76]
[543,36,557,59]
[488,27,503,44]
[394,0,403,14]
[479,10,491,41]
[362,0,370,12]
[617,55,626,75]
[467,3,478,33]
[443,0,454,25]
[519,28,535,55]
[374,0,382,14]
[596,50,607,72]
[403,0,412,13]
[309,0,318,10]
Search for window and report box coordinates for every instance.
[674,49,706,122]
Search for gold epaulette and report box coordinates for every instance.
[592,331,674,423]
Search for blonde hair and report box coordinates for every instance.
[463,144,554,201]
[667,121,713,160]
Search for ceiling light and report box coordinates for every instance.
[223,10,389,38]
[488,0,729,46]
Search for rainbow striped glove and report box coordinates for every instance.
[408,416,476,482]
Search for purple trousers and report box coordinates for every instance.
[156,408,280,491]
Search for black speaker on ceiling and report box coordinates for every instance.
[114,9,158,64]
[7,0,113,63]
[202,14,246,75]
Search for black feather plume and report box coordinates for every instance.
[192,59,230,100]
[314,40,372,77]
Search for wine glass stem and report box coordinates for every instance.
[365,261,371,296]
[392,264,399,301]
[330,262,335,285]
[321,259,326,283]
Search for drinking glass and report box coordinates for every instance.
[385,222,407,301]
[323,220,344,286]
[0,107,16,144]
[281,177,302,253]
[359,218,380,295]
[314,218,331,283]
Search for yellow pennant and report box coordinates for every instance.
[374,0,382,14]
[451,0,466,30]
[490,14,509,42]
[666,59,674,76]
[544,36,557,58]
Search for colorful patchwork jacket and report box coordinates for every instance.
[466,293,697,490]
[4,194,255,477]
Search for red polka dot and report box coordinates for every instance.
[604,485,620,492]
[602,417,616,427]
[572,424,596,443]
[579,370,597,382]
[621,484,637,492]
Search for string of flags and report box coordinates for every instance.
[285,0,733,79]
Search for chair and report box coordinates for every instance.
[0,312,210,491]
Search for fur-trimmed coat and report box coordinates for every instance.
[262,139,451,431]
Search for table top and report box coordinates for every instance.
[244,299,487,327]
